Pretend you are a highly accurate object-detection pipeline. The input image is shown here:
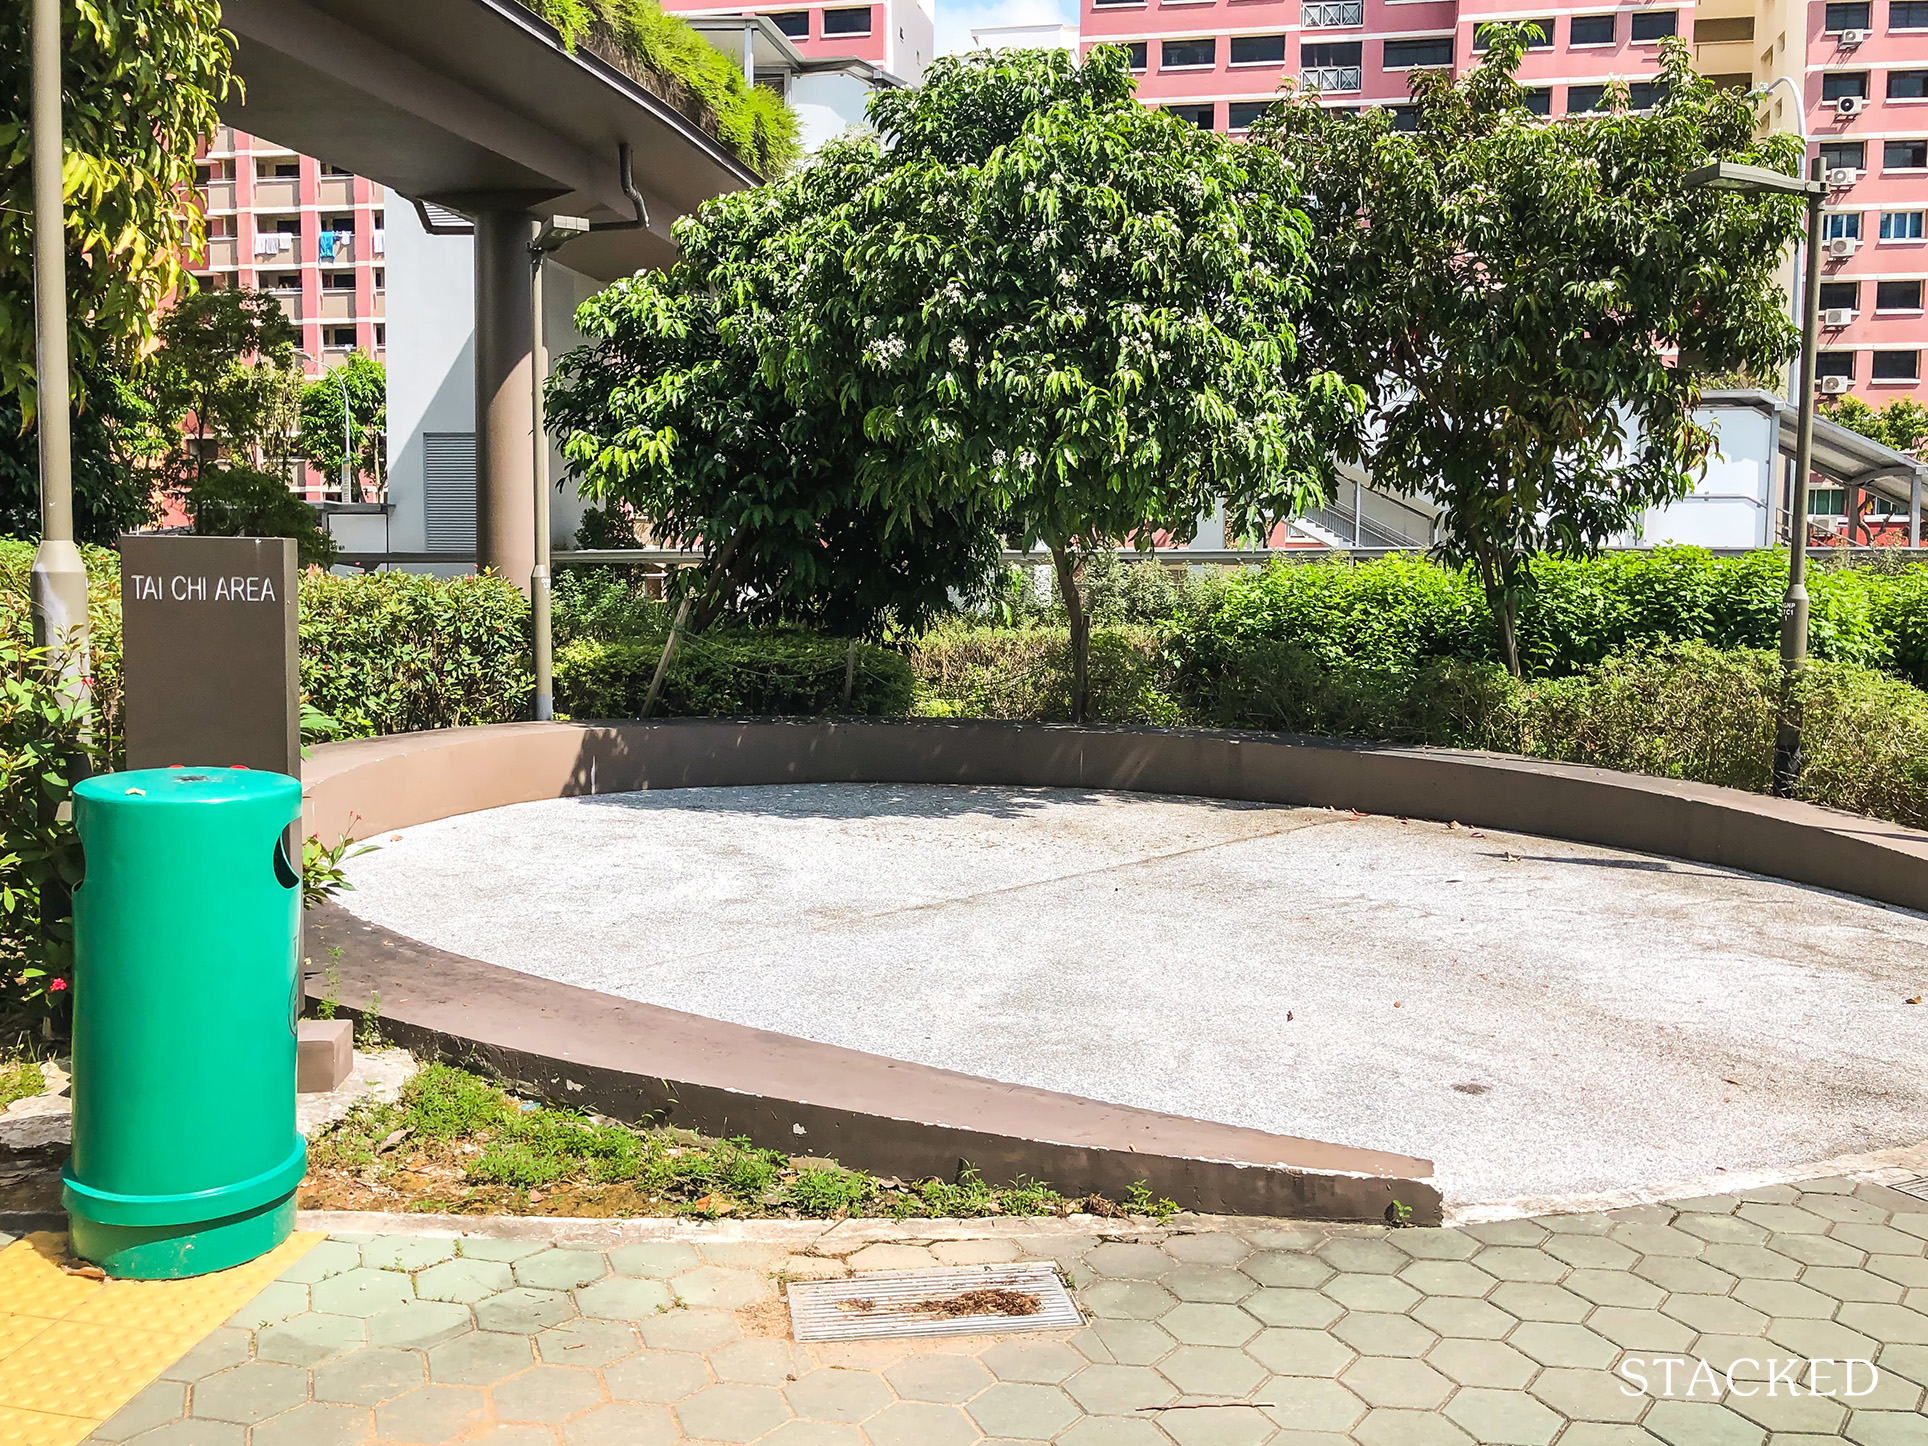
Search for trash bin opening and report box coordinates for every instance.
[273,837,300,890]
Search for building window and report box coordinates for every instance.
[323,271,355,290]
[1569,13,1616,43]
[1887,138,1928,168]
[375,324,386,347]
[1630,10,1677,39]
[1166,103,1216,129]
[1892,70,1928,98]
[1568,84,1609,112]
[1896,0,1928,27]
[324,326,357,349]
[1302,40,1363,90]
[1163,38,1216,67]
[1877,279,1924,309]
[1819,281,1860,310]
[770,9,808,35]
[1521,87,1552,115]
[1473,19,1553,48]
[1125,41,1147,69]
[1228,100,1273,129]
[822,6,871,34]
[1882,210,1927,238]
[1385,36,1454,67]
[374,268,385,289]
[1818,351,1856,380]
[1093,0,1141,7]
[1387,104,1418,131]
[267,272,301,291]
[321,163,354,177]
[255,158,300,179]
[1823,211,1864,240]
[1302,0,1364,25]
[1820,140,1867,171]
[1824,1,1871,28]
[1627,80,1666,109]
[1873,349,1921,380]
[1824,71,1870,100]
[1230,34,1287,64]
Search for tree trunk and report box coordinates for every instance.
[1050,542,1089,724]
[1474,549,1523,678]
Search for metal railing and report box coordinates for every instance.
[1300,65,1363,92]
[1302,1,1364,26]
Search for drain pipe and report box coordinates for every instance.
[591,143,649,233]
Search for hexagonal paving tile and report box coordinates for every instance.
[1245,1326,1355,1377]
[1803,1266,1906,1304]
[312,1268,416,1318]
[561,1401,682,1446]
[1243,1287,1343,1329]
[1387,1229,1483,1262]
[1338,1355,1454,1409]
[1323,1273,1423,1313]
[965,1382,1081,1440]
[374,1385,490,1445]
[1641,1398,1768,1446]
[1542,1235,1639,1272]
[536,1318,638,1367]
[1441,1386,1564,1445]
[313,1346,429,1405]
[1063,1362,1176,1414]
[1164,1263,1254,1303]
[672,1265,771,1309]
[1165,1403,1278,1445]
[247,1401,373,1446]
[451,1238,552,1263]
[414,1258,515,1306]
[709,1338,809,1385]
[1162,1233,1251,1267]
[514,1249,610,1291]
[1081,1280,1177,1321]
[1507,1321,1619,1370]
[159,1328,253,1383]
[885,1352,994,1403]
[1253,1375,1368,1433]
[1528,1366,1649,1423]
[1316,1237,1410,1275]
[493,1365,606,1423]
[190,1362,310,1424]
[675,1383,793,1442]
[1586,1306,1697,1353]
[1160,1301,1259,1347]
[280,1239,365,1284]
[603,1349,713,1403]
[426,1329,535,1386]
[361,1237,457,1272]
[865,1401,983,1446]
[1329,1310,1439,1358]
[254,1311,367,1365]
[1156,1344,1267,1397]
[366,1301,474,1351]
[1471,1248,1567,1284]
[1563,1268,1665,1309]
[981,1340,1084,1384]
[781,1368,893,1423]
[1085,1243,1176,1280]
[1634,1255,1740,1295]
[1426,1337,1536,1389]
[1411,1295,1517,1341]
[475,1287,577,1334]
[609,1242,702,1278]
[1661,1292,1769,1336]
[1489,1282,1589,1323]
[574,1275,674,1320]
[1397,1259,1498,1298]
[1077,1319,1177,1366]
[1241,1253,1335,1290]
[637,1306,741,1352]
[91,1380,185,1442]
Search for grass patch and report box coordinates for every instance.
[0,1044,45,1112]
[304,1062,1171,1221]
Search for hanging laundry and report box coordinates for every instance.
[372,230,386,257]
[318,230,338,262]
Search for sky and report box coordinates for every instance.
[932,0,1077,56]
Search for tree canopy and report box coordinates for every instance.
[297,351,387,501]
[0,0,233,415]
[552,47,1358,713]
[1253,32,1808,672]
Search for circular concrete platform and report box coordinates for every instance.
[341,783,1928,1209]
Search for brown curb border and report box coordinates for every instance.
[300,717,1928,1224]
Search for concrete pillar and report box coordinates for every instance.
[474,209,534,592]
[1913,475,1923,548]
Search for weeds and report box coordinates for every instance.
[0,1042,45,1111]
[305,1063,1145,1221]
[315,947,344,1021]
[1124,1179,1181,1222]
[356,989,382,1050]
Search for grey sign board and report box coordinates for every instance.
[120,535,300,779]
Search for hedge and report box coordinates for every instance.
[556,631,914,718]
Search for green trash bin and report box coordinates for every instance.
[63,766,307,1279]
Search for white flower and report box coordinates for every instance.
[949,336,970,361]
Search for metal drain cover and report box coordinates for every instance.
[1887,1175,1928,1202]
[787,1262,1083,1342]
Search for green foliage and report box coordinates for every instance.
[518,0,800,175]
[909,625,1182,725]
[1872,564,1928,690]
[302,829,376,911]
[552,567,670,647]
[182,465,337,568]
[0,359,160,545]
[1822,395,1928,457]
[297,352,386,498]
[0,0,233,413]
[299,571,533,736]
[1254,31,1807,671]
[0,1045,45,1111]
[555,631,914,718]
[0,634,89,1022]
[151,289,303,485]
[789,1164,875,1219]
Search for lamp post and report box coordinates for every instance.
[529,215,589,723]
[1686,158,1829,796]
[29,0,90,693]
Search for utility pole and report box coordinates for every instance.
[30,0,91,690]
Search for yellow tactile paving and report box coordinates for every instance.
[0,1230,320,1446]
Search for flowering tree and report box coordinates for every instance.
[1252,32,1807,674]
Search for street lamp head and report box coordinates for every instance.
[532,214,590,254]
[1684,160,1825,198]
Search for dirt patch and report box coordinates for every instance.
[914,1287,1042,1318]
[0,1147,62,1214]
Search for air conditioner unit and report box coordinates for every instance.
[1837,95,1868,117]
[1821,374,1852,394]
[1827,235,1860,257]
[1824,307,1856,326]
[1825,166,1860,186]
[1839,26,1869,45]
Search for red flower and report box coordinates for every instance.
[49,978,68,992]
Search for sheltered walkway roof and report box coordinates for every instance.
[1703,388,1928,511]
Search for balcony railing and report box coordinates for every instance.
[1300,64,1363,91]
[1302,1,1364,26]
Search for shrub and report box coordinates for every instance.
[182,464,338,568]
[300,571,531,736]
[552,567,669,647]
[908,626,1182,725]
[0,635,88,1023]
[555,631,915,718]
[1871,562,1928,690]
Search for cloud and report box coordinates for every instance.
[934,0,1078,57]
